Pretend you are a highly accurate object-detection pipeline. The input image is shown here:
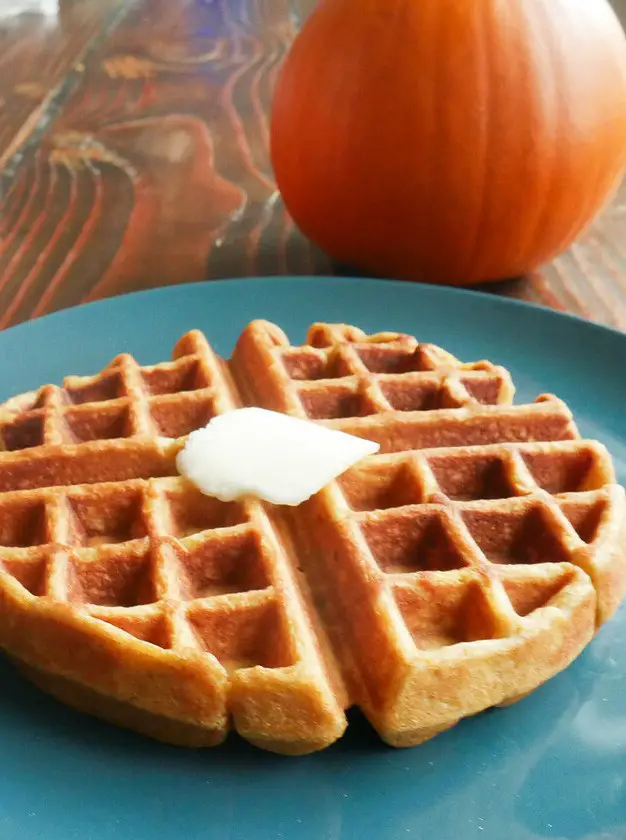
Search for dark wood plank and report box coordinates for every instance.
[0,0,331,327]
[0,0,129,167]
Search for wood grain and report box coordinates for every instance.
[0,0,625,330]
[0,0,327,326]
[0,0,129,167]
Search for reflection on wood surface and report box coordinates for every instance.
[0,0,626,328]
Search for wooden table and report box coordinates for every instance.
[1,0,626,330]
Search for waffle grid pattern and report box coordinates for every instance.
[0,478,297,669]
[0,333,245,493]
[251,321,617,584]
[0,332,229,452]
[278,325,514,420]
[229,321,625,742]
[0,320,623,753]
[327,442,615,671]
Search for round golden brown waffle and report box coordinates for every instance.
[0,321,623,754]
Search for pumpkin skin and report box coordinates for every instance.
[270,0,626,285]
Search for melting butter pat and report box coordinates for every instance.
[176,407,380,506]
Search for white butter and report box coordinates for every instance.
[176,407,379,506]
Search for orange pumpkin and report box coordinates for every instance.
[271,0,626,285]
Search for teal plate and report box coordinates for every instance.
[0,277,625,840]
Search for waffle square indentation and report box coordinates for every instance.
[93,609,171,648]
[356,345,427,374]
[1,413,45,450]
[521,447,596,495]
[66,405,132,442]
[500,566,578,617]
[558,496,607,544]
[299,385,378,420]
[362,510,470,573]
[459,374,507,405]
[393,575,500,649]
[338,462,424,512]
[65,372,125,405]
[426,452,520,502]
[166,486,246,537]
[0,555,47,596]
[149,393,216,438]
[280,350,353,381]
[67,489,146,546]
[379,377,444,411]
[0,499,47,546]
[188,598,295,670]
[177,530,270,600]
[463,505,571,565]
[142,359,210,395]
[67,549,156,606]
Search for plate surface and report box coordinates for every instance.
[0,277,625,840]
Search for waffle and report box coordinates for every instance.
[0,321,624,754]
